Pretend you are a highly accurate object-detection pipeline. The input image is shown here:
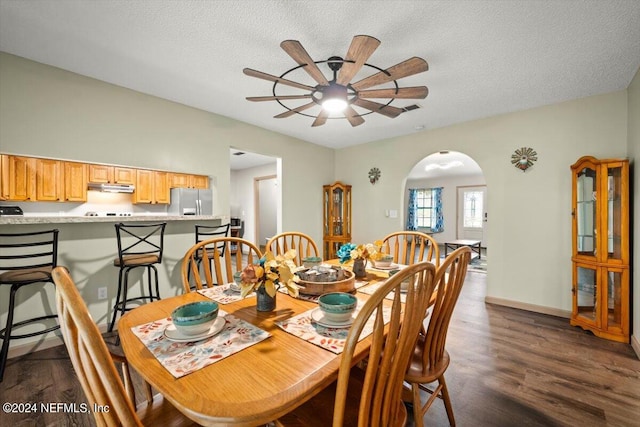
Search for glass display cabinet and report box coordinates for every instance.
[323,182,352,260]
[570,156,629,343]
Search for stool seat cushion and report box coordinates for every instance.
[0,266,53,284]
[114,254,160,267]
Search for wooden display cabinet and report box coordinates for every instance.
[570,156,629,343]
[323,182,351,260]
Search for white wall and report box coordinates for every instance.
[405,174,486,244]
[628,67,640,354]
[335,91,628,315]
[230,162,278,247]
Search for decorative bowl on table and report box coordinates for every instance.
[302,256,322,269]
[318,292,357,323]
[171,301,219,336]
[374,255,394,269]
[295,267,355,295]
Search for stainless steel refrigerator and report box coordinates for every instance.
[168,188,213,215]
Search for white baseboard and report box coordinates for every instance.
[7,323,110,360]
[631,334,640,360]
[484,296,571,319]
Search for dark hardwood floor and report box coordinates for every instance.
[1,271,639,426]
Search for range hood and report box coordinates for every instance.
[88,183,135,193]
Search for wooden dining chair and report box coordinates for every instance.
[265,231,320,265]
[404,246,471,427]
[275,260,437,427]
[51,266,197,426]
[382,231,440,268]
[181,237,262,292]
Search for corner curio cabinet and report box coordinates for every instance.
[570,156,629,343]
[323,182,352,260]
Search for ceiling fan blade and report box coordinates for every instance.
[353,99,404,118]
[357,86,428,99]
[351,57,429,91]
[246,94,312,102]
[243,68,315,91]
[336,35,380,86]
[274,101,317,119]
[344,106,365,127]
[312,110,329,127]
[280,40,329,86]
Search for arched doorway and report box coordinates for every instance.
[404,150,487,270]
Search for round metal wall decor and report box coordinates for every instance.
[368,167,381,184]
[511,147,537,172]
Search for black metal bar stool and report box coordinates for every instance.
[108,223,166,334]
[0,229,59,382]
[187,223,230,287]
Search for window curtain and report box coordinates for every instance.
[431,187,444,233]
[406,188,418,230]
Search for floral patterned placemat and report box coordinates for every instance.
[357,280,407,303]
[197,284,255,304]
[131,309,270,378]
[275,302,391,354]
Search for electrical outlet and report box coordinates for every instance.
[98,287,108,300]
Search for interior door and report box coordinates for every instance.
[457,185,487,246]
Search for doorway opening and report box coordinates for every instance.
[404,150,487,271]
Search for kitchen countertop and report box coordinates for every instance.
[0,215,226,225]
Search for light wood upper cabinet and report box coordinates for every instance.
[169,173,190,188]
[170,172,209,189]
[8,155,36,201]
[191,174,209,189]
[154,171,170,204]
[0,155,9,200]
[134,169,169,204]
[89,164,135,184]
[36,158,64,201]
[64,161,88,202]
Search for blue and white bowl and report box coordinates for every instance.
[318,292,357,323]
[171,301,219,336]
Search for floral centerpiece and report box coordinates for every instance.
[336,240,385,264]
[239,250,301,299]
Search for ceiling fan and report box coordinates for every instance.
[243,35,429,127]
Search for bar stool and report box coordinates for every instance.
[0,229,59,382]
[108,223,166,334]
[188,224,231,286]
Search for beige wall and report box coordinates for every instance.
[0,52,333,353]
[628,66,640,352]
[335,91,628,316]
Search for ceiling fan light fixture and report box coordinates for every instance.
[321,84,348,113]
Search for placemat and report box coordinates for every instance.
[197,284,255,304]
[357,279,407,303]
[131,309,270,378]
[275,302,391,354]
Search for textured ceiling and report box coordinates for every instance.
[1,0,639,151]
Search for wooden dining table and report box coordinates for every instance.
[118,264,391,426]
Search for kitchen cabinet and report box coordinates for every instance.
[134,169,169,204]
[323,181,352,260]
[170,173,209,189]
[89,164,135,184]
[191,174,209,189]
[0,155,8,200]
[64,161,88,202]
[35,158,64,201]
[570,156,629,343]
[7,155,36,201]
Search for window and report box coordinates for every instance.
[463,190,483,228]
[416,188,436,228]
